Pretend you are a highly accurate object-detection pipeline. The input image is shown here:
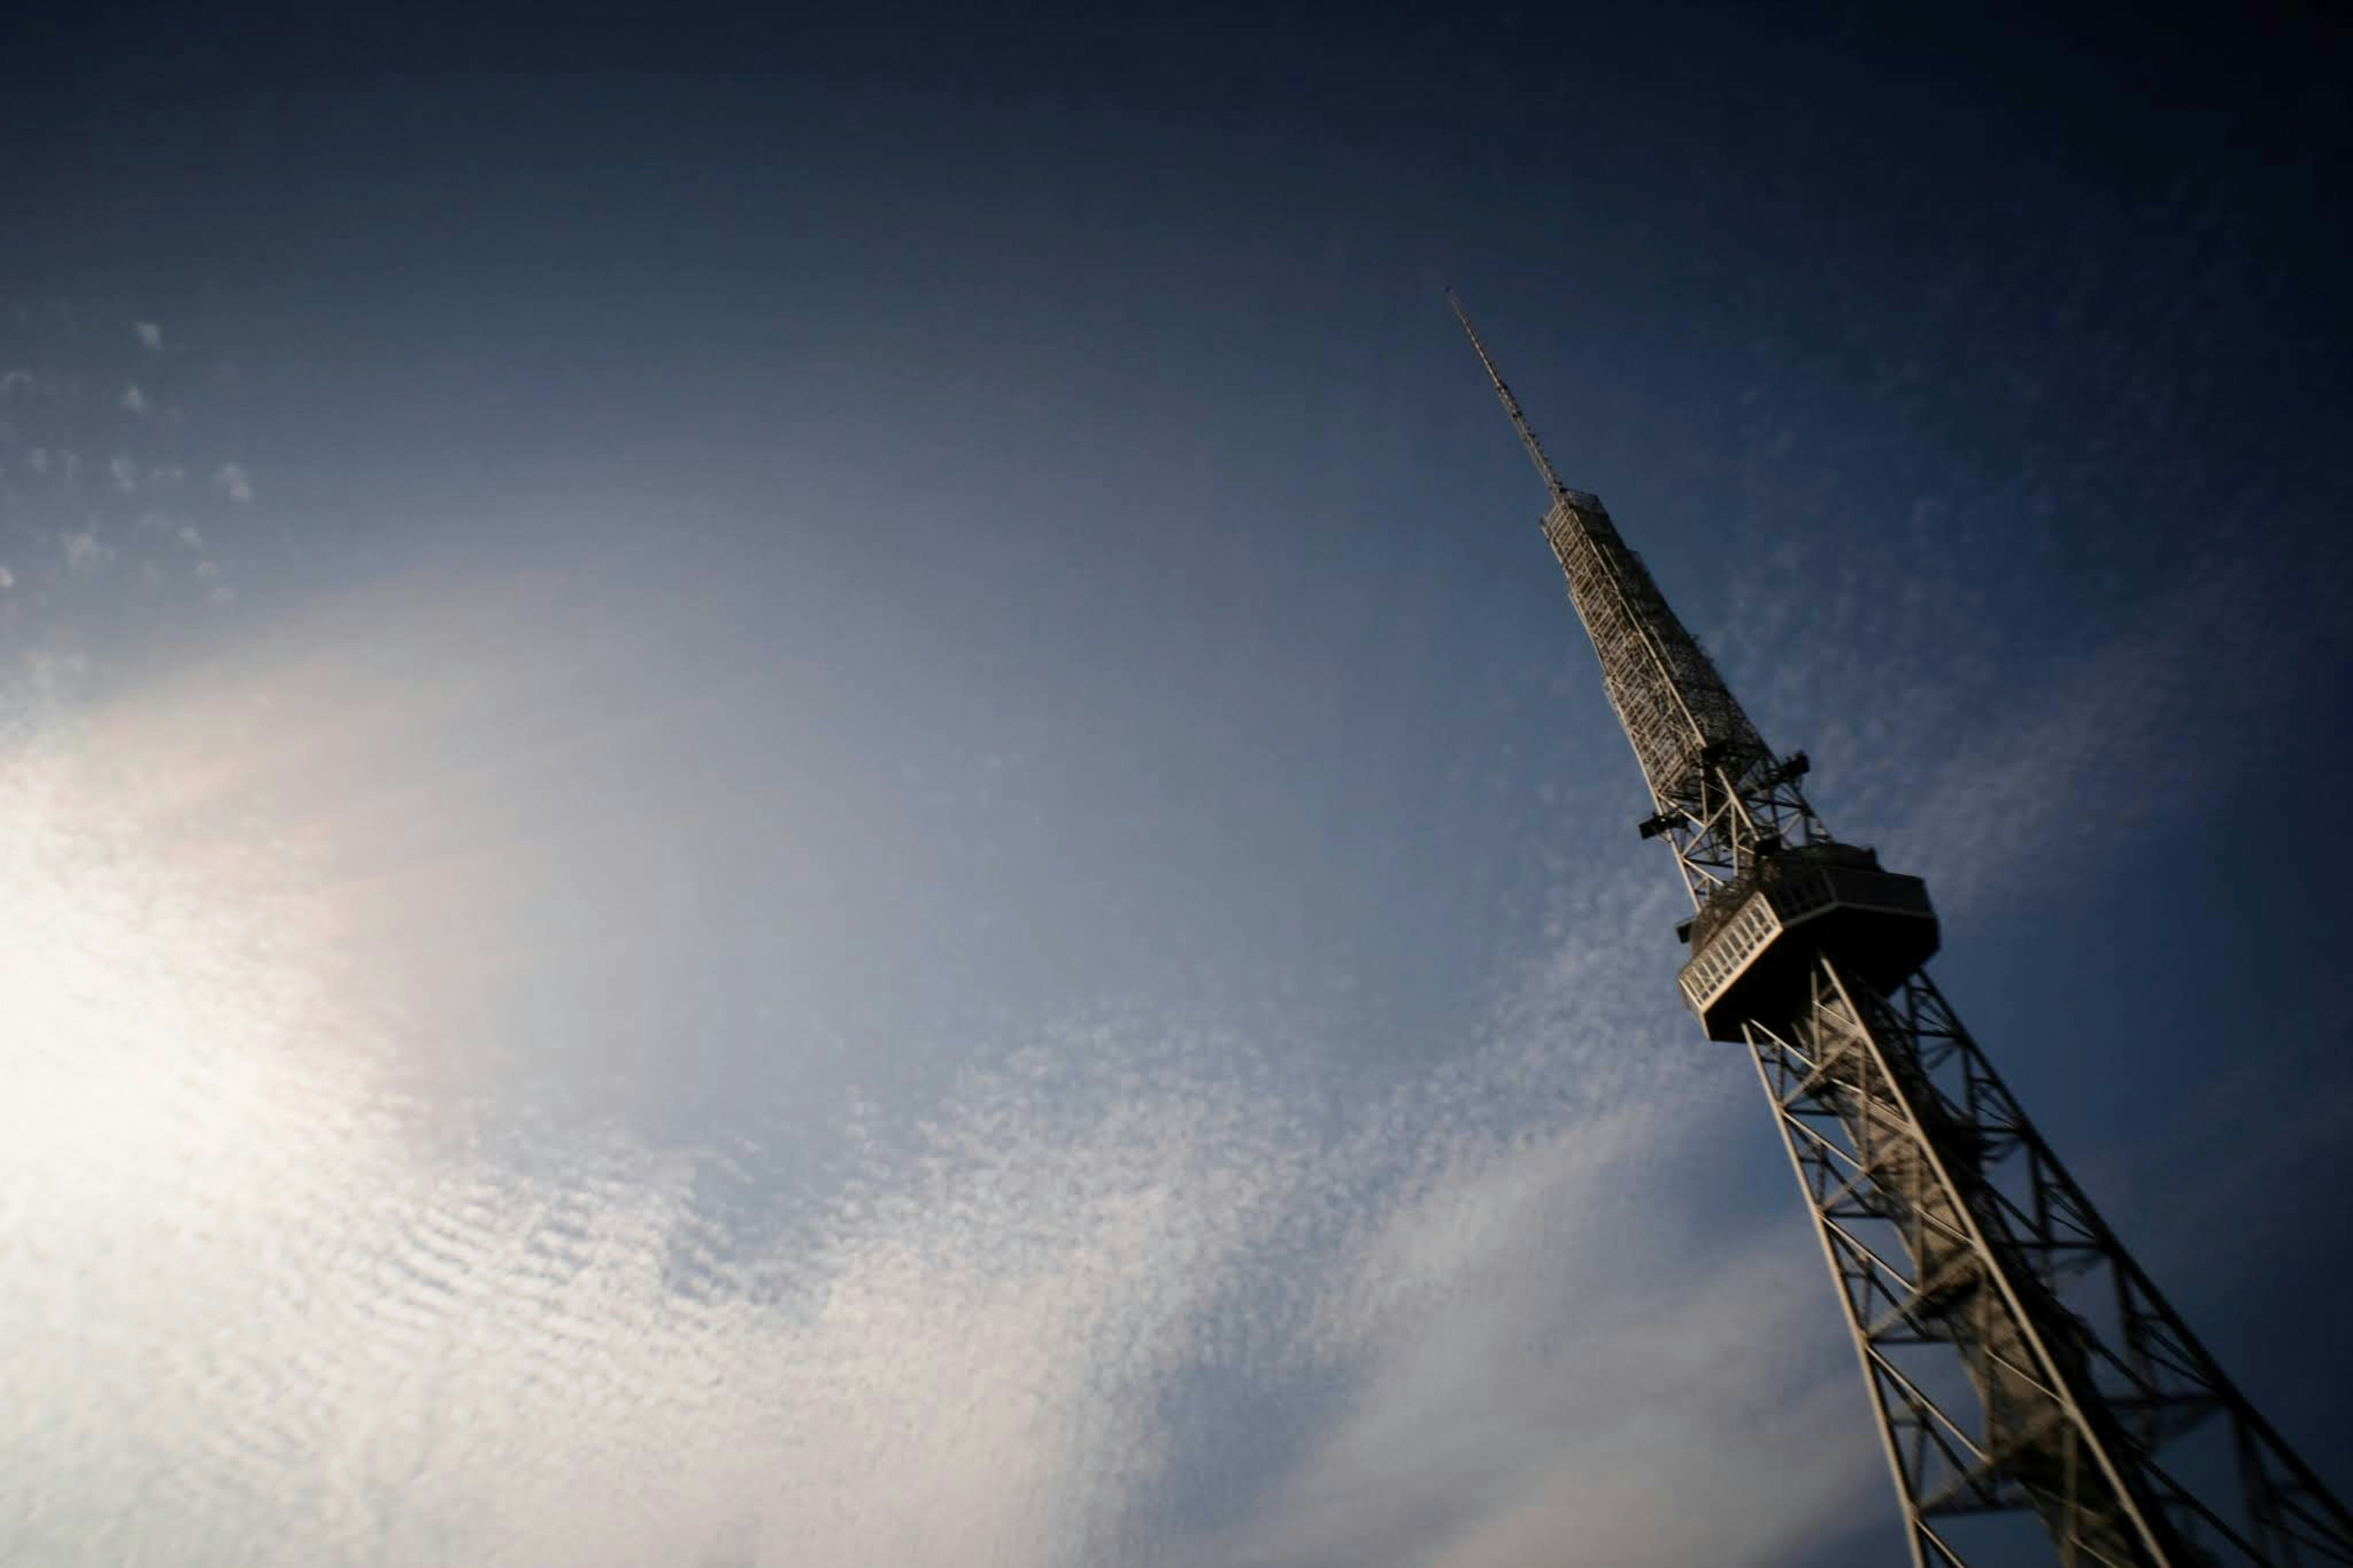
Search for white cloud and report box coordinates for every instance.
[0,693,1297,1566]
[59,529,107,574]
[0,537,2313,1568]
[0,566,13,590]
[134,322,162,351]
[0,1017,1296,1567]
[214,463,254,503]
[108,455,138,491]
[120,384,148,414]
[1880,545,2333,915]
[1166,1117,1876,1568]
[0,670,1856,1568]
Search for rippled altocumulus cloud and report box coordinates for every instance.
[0,606,1889,1568]
[0,708,1276,1567]
[5,309,2303,1564]
[7,441,2333,1568]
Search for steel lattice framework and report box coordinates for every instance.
[1450,290,2353,1567]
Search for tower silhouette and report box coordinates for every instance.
[1450,290,2353,1567]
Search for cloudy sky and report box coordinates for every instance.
[3,4,2350,1564]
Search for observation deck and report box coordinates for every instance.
[1677,841,1939,1040]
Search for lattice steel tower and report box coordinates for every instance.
[1449,291,2352,1568]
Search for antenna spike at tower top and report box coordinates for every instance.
[1446,287,1572,502]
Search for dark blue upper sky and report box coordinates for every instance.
[2,4,2349,1565]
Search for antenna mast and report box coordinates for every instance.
[1447,287,1571,502]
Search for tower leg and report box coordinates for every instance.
[1730,955,2338,1564]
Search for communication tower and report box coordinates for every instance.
[1450,290,2353,1567]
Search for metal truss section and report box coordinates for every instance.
[1539,492,1825,906]
[1539,493,1852,914]
[1746,957,2353,1567]
[1537,490,1765,804]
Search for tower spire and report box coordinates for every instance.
[1446,287,1814,912]
[1454,292,2353,1567]
[1446,287,1571,502]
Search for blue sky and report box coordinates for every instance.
[2,4,2350,1564]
